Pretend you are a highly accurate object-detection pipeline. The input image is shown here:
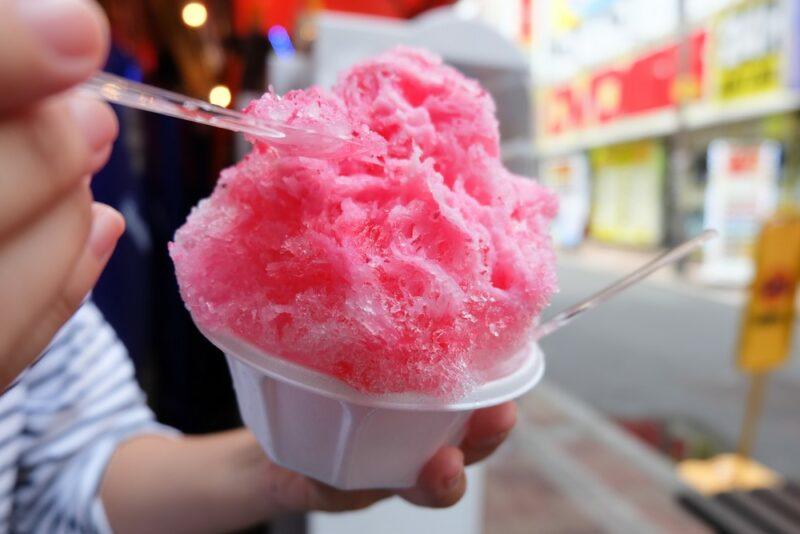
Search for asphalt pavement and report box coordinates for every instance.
[540,257,800,478]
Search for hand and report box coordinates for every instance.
[0,0,123,388]
[102,404,517,532]
[261,401,518,513]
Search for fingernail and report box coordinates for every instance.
[69,97,119,152]
[17,0,105,61]
[88,205,124,260]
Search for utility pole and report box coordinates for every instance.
[671,0,691,255]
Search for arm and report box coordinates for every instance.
[14,303,177,533]
[101,430,276,533]
[101,404,517,534]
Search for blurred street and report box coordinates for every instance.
[485,382,710,534]
[542,250,800,478]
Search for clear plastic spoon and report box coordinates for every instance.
[80,72,368,156]
[534,229,717,339]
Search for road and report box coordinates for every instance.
[539,256,800,478]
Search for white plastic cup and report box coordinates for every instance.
[202,330,544,490]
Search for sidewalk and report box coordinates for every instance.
[484,381,711,534]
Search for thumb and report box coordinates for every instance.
[58,202,125,312]
[0,0,109,114]
[2,203,123,388]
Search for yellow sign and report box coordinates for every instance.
[737,214,800,372]
[712,0,783,101]
[589,140,665,247]
[718,54,780,100]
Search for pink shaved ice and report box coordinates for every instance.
[169,47,557,397]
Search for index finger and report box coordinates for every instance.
[460,402,517,465]
[0,0,109,114]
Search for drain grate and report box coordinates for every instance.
[679,482,800,533]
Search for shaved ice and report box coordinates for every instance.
[170,47,557,397]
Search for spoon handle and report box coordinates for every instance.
[535,229,717,340]
[80,72,366,154]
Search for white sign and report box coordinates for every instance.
[700,139,782,286]
[715,0,783,69]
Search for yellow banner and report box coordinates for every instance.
[718,54,780,100]
[712,0,783,102]
[738,214,800,372]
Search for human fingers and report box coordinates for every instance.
[0,93,117,237]
[460,402,517,465]
[303,482,393,513]
[0,0,109,114]
[399,447,466,508]
[0,201,123,388]
[257,459,392,515]
[301,447,468,512]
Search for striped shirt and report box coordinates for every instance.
[0,302,173,533]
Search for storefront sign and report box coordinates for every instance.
[538,0,797,142]
[711,0,783,100]
[589,140,666,247]
[540,31,706,137]
[700,140,781,286]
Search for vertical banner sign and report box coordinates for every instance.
[712,0,784,101]
[735,214,800,465]
[738,215,800,372]
[540,154,590,248]
[589,140,666,247]
[701,140,781,285]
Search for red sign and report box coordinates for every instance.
[543,30,707,136]
[591,68,625,123]
[233,0,298,35]
[728,147,760,174]
[233,0,456,35]
[544,84,585,136]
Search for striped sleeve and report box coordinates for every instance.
[11,302,177,533]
